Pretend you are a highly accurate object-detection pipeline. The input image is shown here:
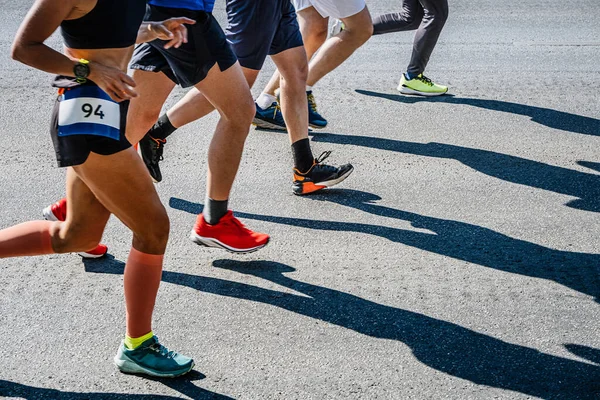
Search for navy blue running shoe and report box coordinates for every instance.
[253,102,287,130]
[306,91,328,129]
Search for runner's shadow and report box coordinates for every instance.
[0,373,234,399]
[578,160,600,174]
[310,133,600,212]
[83,256,600,398]
[565,344,600,365]
[355,89,600,137]
[168,196,600,302]
[201,260,600,398]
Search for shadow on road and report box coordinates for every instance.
[82,255,600,399]
[0,370,234,399]
[564,344,600,366]
[168,196,600,302]
[309,132,600,212]
[355,89,600,137]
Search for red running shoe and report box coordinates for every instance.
[190,210,270,253]
[43,198,108,259]
[43,198,67,222]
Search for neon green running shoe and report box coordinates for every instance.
[114,335,194,378]
[397,74,448,96]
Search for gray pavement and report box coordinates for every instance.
[1,0,599,399]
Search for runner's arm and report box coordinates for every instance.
[137,18,195,49]
[11,0,83,76]
[11,0,138,102]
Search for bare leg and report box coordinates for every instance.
[0,168,110,257]
[73,148,170,336]
[306,6,373,87]
[166,87,216,128]
[0,147,169,337]
[271,46,310,144]
[167,65,258,129]
[263,6,328,96]
[193,63,255,201]
[126,70,176,145]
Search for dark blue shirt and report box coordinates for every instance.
[148,0,215,12]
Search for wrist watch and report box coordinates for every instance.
[73,59,90,82]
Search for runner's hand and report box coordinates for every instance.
[149,18,196,49]
[87,61,137,102]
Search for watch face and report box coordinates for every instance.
[74,63,89,79]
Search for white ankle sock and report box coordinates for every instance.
[256,93,277,110]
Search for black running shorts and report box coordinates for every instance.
[50,77,131,168]
[225,0,304,70]
[130,5,238,88]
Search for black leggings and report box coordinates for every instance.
[373,0,449,77]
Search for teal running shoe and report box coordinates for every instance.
[114,336,194,378]
[253,102,287,130]
[306,91,328,129]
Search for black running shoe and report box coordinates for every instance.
[139,134,166,183]
[292,151,353,195]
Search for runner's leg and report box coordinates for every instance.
[306,6,373,87]
[125,69,176,145]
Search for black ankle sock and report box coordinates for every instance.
[204,197,228,225]
[148,114,177,140]
[292,138,315,173]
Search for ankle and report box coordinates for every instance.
[203,197,229,225]
[292,138,315,172]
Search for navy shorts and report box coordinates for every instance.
[50,77,131,168]
[130,5,238,88]
[225,0,304,70]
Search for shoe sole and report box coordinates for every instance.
[397,85,448,97]
[43,206,107,259]
[294,166,354,195]
[77,250,106,259]
[252,117,287,131]
[114,356,194,378]
[308,122,327,129]
[189,231,270,254]
[42,205,58,222]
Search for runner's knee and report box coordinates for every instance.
[280,63,308,89]
[222,93,255,128]
[133,205,170,251]
[303,22,328,49]
[344,18,374,45]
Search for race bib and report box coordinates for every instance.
[58,86,121,140]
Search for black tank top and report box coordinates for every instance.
[61,0,147,49]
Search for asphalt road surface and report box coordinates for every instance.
[1,0,599,399]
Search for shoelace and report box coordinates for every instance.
[416,75,434,86]
[313,151,339,174]
[272,103,282,119]
[150,137,166,163]
[227,215,254,234]
[315,151,332,164]
[294,151,335,175]
[307,93,319,112]
[148,342,177,359]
